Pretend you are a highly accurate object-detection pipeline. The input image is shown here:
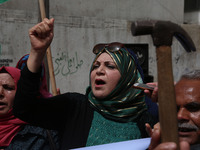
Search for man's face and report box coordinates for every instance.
[0,73,16,115]
[176,79,200,145]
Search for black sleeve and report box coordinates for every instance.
[13,65,86,130]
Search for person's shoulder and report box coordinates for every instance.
[62,92,87,99]
[18,124,52,135]
[10,124,60,150]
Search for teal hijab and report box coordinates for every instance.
[87,47,147,122]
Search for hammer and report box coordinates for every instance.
[131,20,196,148]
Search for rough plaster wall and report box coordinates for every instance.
[51,0,184,23]
[0,5,39,67]
[1,0,194,95]
[173,24,200,80]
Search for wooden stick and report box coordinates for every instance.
[156,46,179,149]
[39,0,57,96]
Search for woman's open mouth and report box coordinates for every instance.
[95,79,105,87]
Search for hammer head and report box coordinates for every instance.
[131,20,196,52]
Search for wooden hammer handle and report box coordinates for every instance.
[39,0,57,96]
[156,46,179,149]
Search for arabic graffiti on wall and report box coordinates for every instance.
[0,59,13,67]
[0,44,13,67]
[54,51,83,76]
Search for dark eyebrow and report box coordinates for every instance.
[95,60,114,63]
[184,102,200,112]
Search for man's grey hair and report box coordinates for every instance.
[181,70,200,80]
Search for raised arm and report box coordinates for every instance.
[13,18,65,129]
[28,18,54,73]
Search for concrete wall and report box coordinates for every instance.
[1,0,197,94]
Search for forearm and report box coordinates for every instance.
[27,49,46,73]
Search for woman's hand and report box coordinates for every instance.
[29,18,54,53]
[27,18,54,73]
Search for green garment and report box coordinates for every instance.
[86,111,141,146]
